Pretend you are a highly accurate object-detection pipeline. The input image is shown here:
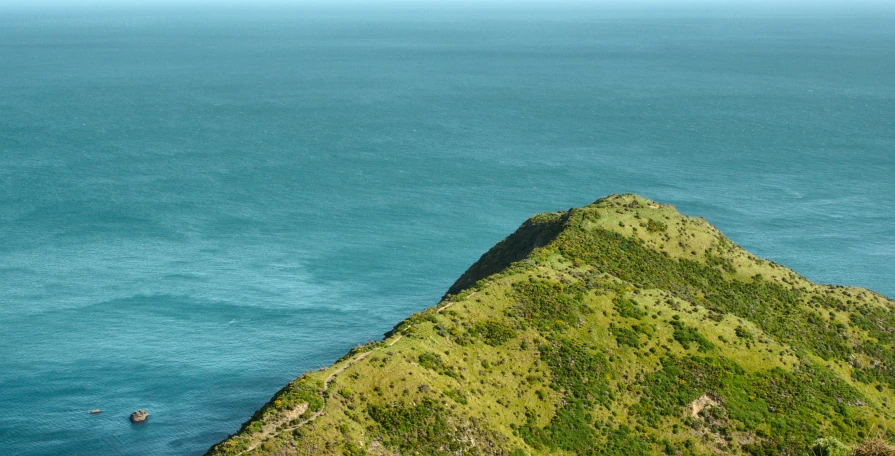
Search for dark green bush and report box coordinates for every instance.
[614,326,642,348]
[469,320,517,346]
[671,321,715,352]
[646,219,667,233]
[614,296,646,319]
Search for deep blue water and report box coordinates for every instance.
[1,4,893,455]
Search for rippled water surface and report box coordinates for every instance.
[1,4,893,455]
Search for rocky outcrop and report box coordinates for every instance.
[129,409,149,423]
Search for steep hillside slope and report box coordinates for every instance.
[207,194,895,456]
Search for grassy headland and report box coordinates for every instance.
[207,194,895,456]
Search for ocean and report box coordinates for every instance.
[1,3,893,454]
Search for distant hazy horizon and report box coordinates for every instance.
[3,0,895,15]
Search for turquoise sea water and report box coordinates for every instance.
[1,4,893,455]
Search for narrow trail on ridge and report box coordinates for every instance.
[239,294,471,454]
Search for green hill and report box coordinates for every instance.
[207,194,895,456]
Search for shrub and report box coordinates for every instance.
[469,320,517,346]
[367,398,502,454]
[418,352,444,371]
[671,321,715,352]
[418,352,458,378]
[855,439,895,456]
[646,219,667,233]
[614,296,646,319]
[811,437,853,456]
[735,325,753,340]
[443,388,468,405]
[512,280,586,330]
[614,326,641,348]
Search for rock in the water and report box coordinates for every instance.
[129,409,149,423]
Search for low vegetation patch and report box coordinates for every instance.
[468,320,518,346]
[671,320,715,352]
[518,338,615,453]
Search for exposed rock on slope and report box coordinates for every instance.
[208,194,895,456]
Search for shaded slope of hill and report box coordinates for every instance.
[208,194,895,456]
